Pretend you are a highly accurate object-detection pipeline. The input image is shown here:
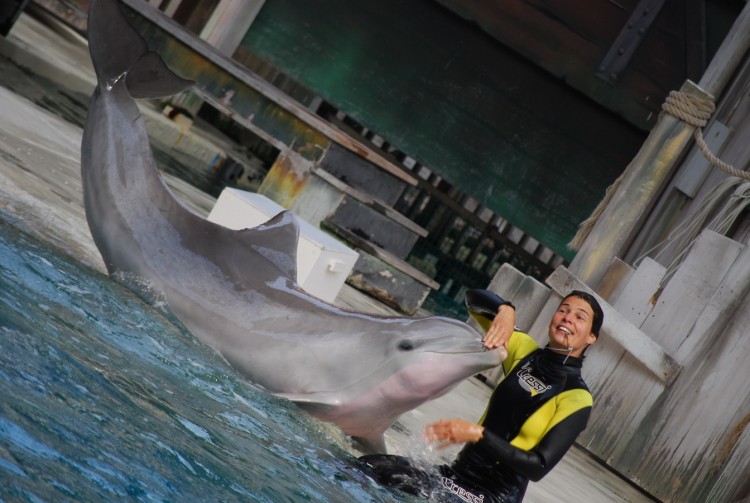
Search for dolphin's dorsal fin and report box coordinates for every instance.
[236,211,300,281]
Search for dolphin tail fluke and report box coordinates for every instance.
[88,0,193,98]
[127,51,194,99]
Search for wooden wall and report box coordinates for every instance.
[491,237,750,502]
[485,4,750,499]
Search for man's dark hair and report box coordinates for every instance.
[564,290,604,337]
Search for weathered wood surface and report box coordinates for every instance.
[626,241,750,501]
[625,57,750,266]
[593,257,634,305]
[697,1,750,95]
[580,257,666,438]
[577,231,750,501]
[572,2,750,285]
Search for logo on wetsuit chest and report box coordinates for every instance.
[517,361,551,395]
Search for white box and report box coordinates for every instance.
[208,188,359,302]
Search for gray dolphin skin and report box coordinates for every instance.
[81,0,502,453]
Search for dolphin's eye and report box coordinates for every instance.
[398,340,415,351]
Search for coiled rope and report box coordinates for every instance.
[568,89,750,252]
[662,90,750,180]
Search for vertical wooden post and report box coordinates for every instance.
[568,80,709,286]
[199,0,266,57]
[568,2,750,287]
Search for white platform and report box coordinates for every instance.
[208,188,359,302]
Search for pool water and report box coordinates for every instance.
[0,219,415,502]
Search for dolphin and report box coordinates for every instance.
[81,0,502,453]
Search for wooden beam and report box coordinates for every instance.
[119,0,418,187]
[596,0,667,84]
[546,265,682,385]
[433,0,663,130]
[199,0,266,57]
[698,1,750,96]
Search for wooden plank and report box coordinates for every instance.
[642,230,743,353]
[486,263,527,299]
[594,257,634,305]
[611,257,664,325]
[323,222,440,290]
[698,1,750,96]
[314,169,428,237]
[671,244,748,363]
[673,120,732,198]
[600,231,744,480]
[626,247,750,501]
[198,0,265,57]
[511,276,551,333]
[578,256,666,459]
[546,266,681,385]
[286,170,344,228]
[581,257,665,400]
[706,397,750,502]
[596,0,667,84]
[119,0,419,186]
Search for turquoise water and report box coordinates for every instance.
[0,219,408,502]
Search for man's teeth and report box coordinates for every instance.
[559,326,571,335]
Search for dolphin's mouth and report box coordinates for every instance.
[435,344,501,357]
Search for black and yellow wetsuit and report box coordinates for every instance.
[447,331,592,501]
[359,291,593,502]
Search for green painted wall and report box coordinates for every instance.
[241,0,645,259]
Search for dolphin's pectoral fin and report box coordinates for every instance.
[352,435,388,455]
[235,211,300,282]
[126,51,194,99]
[276,393,389,454]
[273,392,338,412]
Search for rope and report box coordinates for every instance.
[567,88,750,252]
[566,172,623,251]
[662,90,750,180]
[658,178,750,290]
